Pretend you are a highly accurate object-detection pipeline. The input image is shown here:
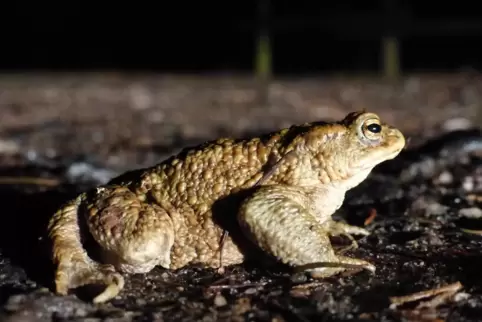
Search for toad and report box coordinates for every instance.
[48,111,405,302]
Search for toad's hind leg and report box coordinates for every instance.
[237,186,375,278]
[48,194,125,303]
[48,186,175,303]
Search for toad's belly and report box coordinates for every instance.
[169,233,246,269]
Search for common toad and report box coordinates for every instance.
[48,111,405,302]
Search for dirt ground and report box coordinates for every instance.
[1,72,482,321]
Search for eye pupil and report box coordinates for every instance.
[367,123,381,133]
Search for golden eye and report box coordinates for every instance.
[361,119,382,141]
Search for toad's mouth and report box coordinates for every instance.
[355,144,405,171]
[384,146,405,161]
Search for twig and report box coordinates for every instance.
[293,261,371,273]
[364,208,377,226]
[217,230,228,274]
[460,228,482,236]
[416,289,458,310]
[389,281,463,309]
[207,281,268,290]
[0,176,60,187]
[291,281,326,290]
[210,275,232,286]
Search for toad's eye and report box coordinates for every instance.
[367,123,381,133]
[361,119,382,141]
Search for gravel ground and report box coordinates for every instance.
[1,73,482,321]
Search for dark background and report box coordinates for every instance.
[1,1,482,74]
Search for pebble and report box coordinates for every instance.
[462,177,475,192]
[214,294,227,307]
[65,162,117,185]
[454,292,471,302]
[3,294,26,311]
[0,139,20,154]
[244,288,257,295]
[435,171,453,185]
[442,117,473,131]
[290,288,311,298]
[410,196,448,217]
[459,207,482,219]
[135,298,147,306]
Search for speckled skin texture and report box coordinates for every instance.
[48,111,405,303]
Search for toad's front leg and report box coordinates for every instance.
[237,185,375,277]
[321,219,370,251]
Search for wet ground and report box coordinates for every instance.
[1,73,482,321]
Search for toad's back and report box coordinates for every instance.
[111,133,292,212]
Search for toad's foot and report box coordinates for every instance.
[238,185,375,278]
[322,219,370,251]
[55,260,124,303]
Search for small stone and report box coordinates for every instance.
[442,117,473,132]
[0,139,20,154]
[217,267,226,274]
[214,293,227,307]
[462,177,475,192]
[271,315,286,322]
[129,84,152,110]
[3,294,26,311]
[135,298,147,306]
[290,272,308,283]
[74,307,89,317]
[410,196,448,217]
[244,288,257,295]
[453,292,471,302]
[435,171,453,185]
[459,207,482,219]
[290,288,311,298]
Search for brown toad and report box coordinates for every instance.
[48,111,405,302]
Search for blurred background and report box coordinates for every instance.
[1,1,482,173]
